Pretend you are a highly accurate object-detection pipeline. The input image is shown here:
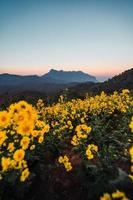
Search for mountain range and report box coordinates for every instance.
[66,68,133,98]
[0,68,133,106]
[0,69,97,95]
[43,69,97,83]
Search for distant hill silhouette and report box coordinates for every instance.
[66,68,133,97]
[0,69,97,95]
[43,69,97,83]
[0,68,133,107]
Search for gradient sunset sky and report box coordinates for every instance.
[0,0,133,81]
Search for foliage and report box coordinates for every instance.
[0,90,133,199]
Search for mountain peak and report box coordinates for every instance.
[43,69,97,83]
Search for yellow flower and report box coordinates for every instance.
[0,111,10,128]
[15,160,28,170]
[37,99,45,109]
[20,136,30,150]
[122,89,130,94]
[17,120,34,136]
[71,135,79,146]
[76,124,91,134]
[9,103,19,115]
[100,190,129,200]
[63,155,69,162]
[30,144,35,150]
[86,144,98,160]
[58,155,72,172]
[10,160,17,168]
[0,131,7,146]
[58,156,64,163]
[129,146,133,163]
[38,136,44,143]
[1,157,11,171]
[43,124,50,133]
[36,120,46,129]
[67,121,72,126]
[100,193,111,200]
[129,119,133,133]
[26,106,38,122]
[16,101,29,110]
[21,160,28,169]
[75,124,91,139]
[77,131,88,139]
[13,111,27,124]
[20,168,30,182]
[9,101,37,122]
[64,162,72,172]
[13,149,25,162]
[131,165,133,172]
[8,142,15,152]
[128,174,133,181]
[31,130,39,137]
[86,148,94,160]
[112,190,129,199]
[90,144,98,152]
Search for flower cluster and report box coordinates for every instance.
[100,190,129,200]
[40,90,133,141]
[128,146,133,181]
[0,101,50,182]
[58,155,72,172]
[71,124,92,146]
[0,89,133,199]
[128,116,133,181]
[86,144,98,160]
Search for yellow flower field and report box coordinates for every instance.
[0,89,133,200]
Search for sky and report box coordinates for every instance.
[0,0,133,81]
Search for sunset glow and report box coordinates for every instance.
[0,0,133,81]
